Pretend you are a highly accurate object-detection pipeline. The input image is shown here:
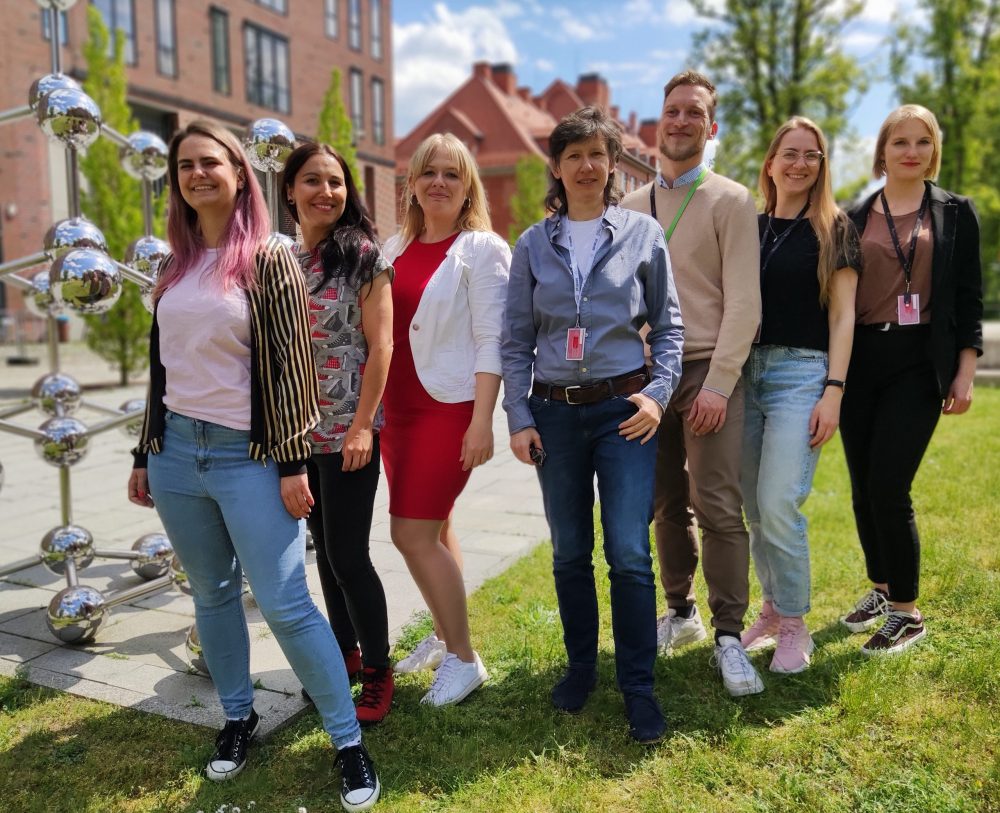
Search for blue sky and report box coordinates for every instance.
[393,0,916,185]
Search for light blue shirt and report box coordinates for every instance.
[657,162,708,190]
[501,205,685,435]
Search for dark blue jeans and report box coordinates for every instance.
[530,394,658,695]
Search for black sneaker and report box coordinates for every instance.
[841,588,890,632]
[336,742,381,812]
[551,667,597,714]
[624,692,666,744]
[205,709,260,781]
[860,610,927,656]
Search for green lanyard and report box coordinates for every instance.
[650,167,709,243]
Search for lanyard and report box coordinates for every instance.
[649,167,708,243]
[759,200,810,273]
[880,188,928,304]
[565,216,605,326]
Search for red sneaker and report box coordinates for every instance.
[355,667,394,726]
[343,647,363,682]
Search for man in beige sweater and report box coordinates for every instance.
[622,70,763,697]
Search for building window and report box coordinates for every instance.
[324,0,338,38]
[349,69,364,137]
[370,0,382,59]
[210,8,230,95]
[371,78,385,146]
[348,0,361,51]
[92,0,136,64]
[245,24,290,114]
[41,10,68,45]
[254,0,287,12]
[364,165,376,221]
[155,0,177,77]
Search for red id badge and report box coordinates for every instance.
[565,327,586,361]
[897,293,920,325]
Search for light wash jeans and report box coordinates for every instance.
[741,345,828,617]
[147,411,360,748]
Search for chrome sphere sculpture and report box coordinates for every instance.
[24,270,57,318]
[244,118,295,172]
[120,131,169,182]
[36,87,102,150]
[32,372,82,417]
[124,235,169,313]
[34,416,90,467]
[169,554,192,596]
[40,524,95,575]
[46,585,108,644]
[49,248,122,314]
[129,533,174,580]
[117,398,147,439]
[43,217,108,259]
[28,72,80,113]
[185,624,210,676]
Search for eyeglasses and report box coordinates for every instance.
[776,149,824,166]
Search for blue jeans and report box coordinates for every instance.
[529,394,658,695]
[741,346,828,617]
[147,412,360,748]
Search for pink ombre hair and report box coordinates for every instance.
[155,120,270,300]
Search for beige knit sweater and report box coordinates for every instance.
[622,172,761,397]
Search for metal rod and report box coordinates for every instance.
[265,172,280,232]
[64,556,78,587]
[104,575,173,609]
[47,316,60,371]
[59,466,72,526]
[87,410,139,436]
[78,400,123,416]
[99,123,130,149]
[48,7,61,73]
[113,260,154,289]
[93,549,139,561]
[65,146,80,219]
[141,181,154,235]
[0,556,42,578]
[0,418,46,441]
[0,274,34,292]
[0,105,32,126]
[0,252,48,278]
[0,403,35,419]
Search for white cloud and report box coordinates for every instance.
[535,58,556,72]
[393,3,519,136]
[843,29,885,51]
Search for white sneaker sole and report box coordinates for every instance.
[393,646,445,674]
[840,613,887,633]
[341,776,381,812]
[860,627,927,657]
[723,676,765,697]
[421,670,488,707]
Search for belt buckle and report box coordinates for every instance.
[563,384,584,405]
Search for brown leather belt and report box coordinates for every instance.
[532,368,649,405]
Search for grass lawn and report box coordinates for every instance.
[2,390,999,813]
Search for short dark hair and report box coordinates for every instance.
[544,106,623,216]
[663,70,717,122]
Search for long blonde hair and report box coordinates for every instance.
[759,116,851,306]
[872,104,942,180]
[399,133,491,244]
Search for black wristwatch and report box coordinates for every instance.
[824,379,846,392]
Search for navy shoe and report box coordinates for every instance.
[624,693,666,744]
[551,667,597,713]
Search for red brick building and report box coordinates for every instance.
[395,62,661,240]
[0,0,395,330]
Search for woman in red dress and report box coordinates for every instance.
[381,134,510,706]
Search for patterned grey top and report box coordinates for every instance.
[297,243,393,454]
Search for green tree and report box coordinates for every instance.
[79,6,161,385]
[508,154,548,246]
[890,0,1000,311]
[689,0,867,186]
[316,67,363,193]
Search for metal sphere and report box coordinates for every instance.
[39,524,95,575]
[169,554,192,596]
[24,270,58,318]
[244,118,296,172]
[119,131,169,181]
[124,236,169,313]
[34,416,89,467]
[31,372,82,417]
[117,398,147,439]
[49,248,122,314]
[129,533,173,580]
[185,624,211,676]
[28,72,80,113]
[36,87,102,149]
[43,217,108,259]
[46,585,107,644]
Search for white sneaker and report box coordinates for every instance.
[420,652,488,706]
[656,606,708,653]
[712,635,765,697]
[394,633,446,674]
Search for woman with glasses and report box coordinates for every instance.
[740,117,860,673]
[838,105,982,655]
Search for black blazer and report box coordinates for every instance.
[849,181,983,397]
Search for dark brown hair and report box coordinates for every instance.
[544,107,623,216]
[663,70,718,122]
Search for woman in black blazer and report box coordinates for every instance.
[839,104,983,656]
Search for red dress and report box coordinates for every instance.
[381,234,475,519]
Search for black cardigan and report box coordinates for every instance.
[849,181,983,397]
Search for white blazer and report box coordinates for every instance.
[383,229,511,403]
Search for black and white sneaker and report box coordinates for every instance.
[206,709,260,781]
[336,742,381,811]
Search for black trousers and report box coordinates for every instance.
[840,326,941,603]
[306,434,390,669]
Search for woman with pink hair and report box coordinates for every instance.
[126,121,380,812]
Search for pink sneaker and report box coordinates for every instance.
[769,616,814,674]
[741,601,779,652]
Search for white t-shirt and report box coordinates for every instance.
[564,215,605,279]
[158,249,253,430]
